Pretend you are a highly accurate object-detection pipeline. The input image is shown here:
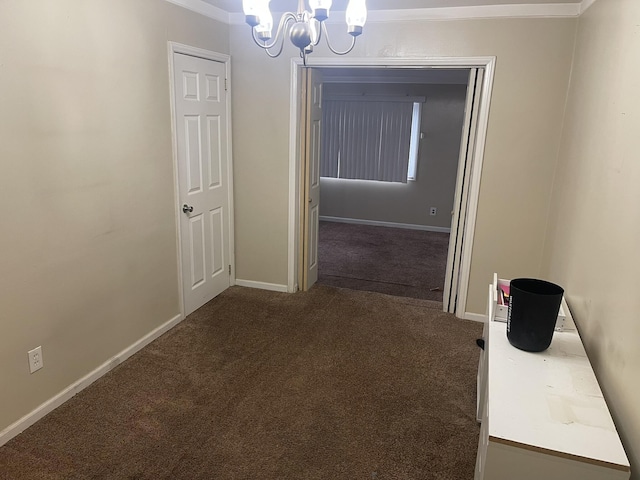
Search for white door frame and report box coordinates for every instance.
[444,68,483,315]
[288,56,495,319]
[168,42,236,318]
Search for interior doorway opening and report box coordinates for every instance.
[312,67,470,302]
[289,57,495,319]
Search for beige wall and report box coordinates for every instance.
[4,3,636,470]
[0,0,228,432]
[319,83,467,229]
[230,18,576,309]
[541,0,640,475]
[228,29,293,286]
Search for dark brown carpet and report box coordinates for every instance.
[318,221,450,302]
[0,285,481,480]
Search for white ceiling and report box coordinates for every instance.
[204,0,580,13]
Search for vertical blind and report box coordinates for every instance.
[320,97,418,183]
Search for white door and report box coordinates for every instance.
[302,68,323,290]
[173,52,231,315]
[444,68,483,314]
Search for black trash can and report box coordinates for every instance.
[507,278,564,352]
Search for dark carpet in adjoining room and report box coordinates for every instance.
[0,285,481,480]
[318,221,450,302]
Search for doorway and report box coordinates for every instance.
[313,68,470,302]
[169,43,235,317]
[290,57,495,319]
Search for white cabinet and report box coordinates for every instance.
[475,282,630,480]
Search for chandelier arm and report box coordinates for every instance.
[264,39,287,58]
[252,28,287,57]
[321,22,357,55]
[311,19,323,47]
[250,12,297,51]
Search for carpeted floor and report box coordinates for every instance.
[0,285,482,480]
[317,221,450,302]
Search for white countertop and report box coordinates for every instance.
[487,321,630,469]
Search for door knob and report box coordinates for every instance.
[182,204,194,213]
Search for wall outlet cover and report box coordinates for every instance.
[28,346,43,373]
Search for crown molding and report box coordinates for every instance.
[365,4,581,22]
[165,0,230,24]
[228,3,580,25]
[172,1,588,25]
[580,0,599,14]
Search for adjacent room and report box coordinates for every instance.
[315,67,469,302]
[0,0,638,479]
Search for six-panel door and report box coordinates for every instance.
[173,53,230,315]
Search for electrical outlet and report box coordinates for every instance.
[430,207,437,216]
[28,346,43,373]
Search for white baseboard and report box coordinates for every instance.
[0,312,184,447]
[464,312,486,323]
[235,279,289,293]
[319,216,451,233]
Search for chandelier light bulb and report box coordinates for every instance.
[242,0,262,26]
[346,0,367,36]
[309,0,333,21]
[255,2,273,40]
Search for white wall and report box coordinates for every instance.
[230,17,577,312]
[541,0,640,476]
[319,82,468,229]
[0,0,228,434]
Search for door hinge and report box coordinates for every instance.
[225,78,228,91]
[228,265,231,275]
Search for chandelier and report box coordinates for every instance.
[242,0,368,64]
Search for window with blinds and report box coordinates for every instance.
[320,96,423,183]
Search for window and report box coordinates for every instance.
[321,95,424,183]
[407,102,422,181]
